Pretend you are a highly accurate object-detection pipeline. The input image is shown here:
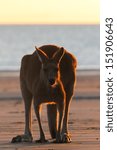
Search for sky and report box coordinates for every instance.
[0,0,99,25]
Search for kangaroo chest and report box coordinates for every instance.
[35,83,60,102]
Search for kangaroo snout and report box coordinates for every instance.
[49,78,55,85]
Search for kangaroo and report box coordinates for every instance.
[11,45,77,143]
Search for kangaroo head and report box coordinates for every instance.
[35,46,65,86]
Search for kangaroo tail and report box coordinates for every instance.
[47,104,58,139]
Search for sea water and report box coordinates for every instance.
[0,25,99,70]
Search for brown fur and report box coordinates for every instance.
[11,45,77,143]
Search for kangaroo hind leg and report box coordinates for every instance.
[61,78,75,143]
[11,82,33,143]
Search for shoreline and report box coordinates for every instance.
[0,69,100,100]
[0,69,100,78]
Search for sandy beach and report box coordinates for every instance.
[0,70,100,150]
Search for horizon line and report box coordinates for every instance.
[0,23,100,26]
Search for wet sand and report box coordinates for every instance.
[0,70,100,100]
[0,70,100,150]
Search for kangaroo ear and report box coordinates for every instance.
[35,46,48,64]
[53,47,65,63]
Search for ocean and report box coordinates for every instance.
[0,25,99,70]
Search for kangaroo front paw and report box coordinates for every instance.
[11,134,33,143]
[61,133,71,143]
